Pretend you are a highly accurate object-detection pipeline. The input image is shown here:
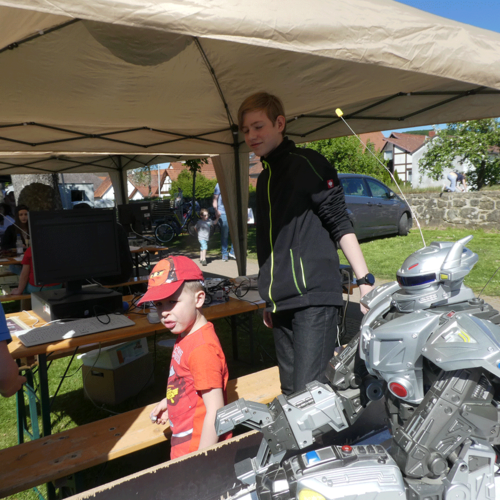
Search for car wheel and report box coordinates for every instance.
[398,213,410,236]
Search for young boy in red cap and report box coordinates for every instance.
[138,255,230,459]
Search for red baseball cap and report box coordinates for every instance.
[137,255,204,305]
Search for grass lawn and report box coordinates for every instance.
[344,227,500,297]
[1,224,498,498]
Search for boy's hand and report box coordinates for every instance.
[263,310,273,328]
[150,398,168,425]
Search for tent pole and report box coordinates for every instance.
[117,156,127,204]
[232,125,246,276]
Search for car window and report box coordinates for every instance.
[340,178,369,197]
[366,179,390,199]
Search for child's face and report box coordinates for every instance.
[18,210,29,224]
[201,212,209,220]
[241,110,285,158]
[154,283,205,336]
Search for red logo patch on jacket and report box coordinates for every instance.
[327,179,334,189]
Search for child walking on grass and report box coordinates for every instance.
[195,208,219,266]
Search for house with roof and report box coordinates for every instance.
[381,132,430,184]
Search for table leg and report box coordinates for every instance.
[134,253,140,279]
[38,354,52,437]
[231,316,238,361]
[16,384,25,444]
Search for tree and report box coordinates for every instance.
[419,119,500,190]
[306,136,393,184]
[171,169,217,201]
[130,165,152,197]
[12,173,63,209]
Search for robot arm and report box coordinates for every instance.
[215,334,374,465]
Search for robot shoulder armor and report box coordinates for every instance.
[423,312,500,374]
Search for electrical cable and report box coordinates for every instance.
[335,108,426,248]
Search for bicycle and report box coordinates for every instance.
[154,202,200,244]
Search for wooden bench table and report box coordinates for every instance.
[0,366,280,498]
[8,296,266,439]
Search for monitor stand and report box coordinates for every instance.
[31,284,123,321]
[49,280,113,301]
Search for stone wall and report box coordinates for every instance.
[406,192,500,230]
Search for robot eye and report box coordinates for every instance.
[397,273,437,287]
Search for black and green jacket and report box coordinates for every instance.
[256,138,354,312]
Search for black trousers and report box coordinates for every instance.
[272,305,340,396]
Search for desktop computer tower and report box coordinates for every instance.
[32,286,124,322]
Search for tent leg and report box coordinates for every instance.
[232,126,246,276]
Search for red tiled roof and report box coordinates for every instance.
[166,159,217,182]
[127,168,169,198]
[94,177,113,199]
[358,132,386,152]
[383,132,427,154]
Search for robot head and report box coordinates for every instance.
[396,235,478,294]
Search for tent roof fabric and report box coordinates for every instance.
[0,0,499,156]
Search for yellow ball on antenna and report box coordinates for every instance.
[335,108,343,117]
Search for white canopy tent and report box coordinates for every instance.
[1,0,500,274]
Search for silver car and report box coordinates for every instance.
[338,173,412,240]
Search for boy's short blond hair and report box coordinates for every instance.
[238,92,286,136]
[183,280,206,295]
[200,208,209,216]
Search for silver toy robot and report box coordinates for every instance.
[215,236,500,500]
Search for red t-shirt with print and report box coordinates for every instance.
[21,247,60,287]
[167,321,230,459]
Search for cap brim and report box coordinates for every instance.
[137,280,184,305]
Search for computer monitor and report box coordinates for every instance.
[117,202,152,234]
[30,209,121,296]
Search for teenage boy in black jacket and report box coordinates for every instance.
[238,92,375,395]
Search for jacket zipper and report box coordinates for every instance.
[290,249,303,296]
[300,257,307,289]
[263,160,277,313]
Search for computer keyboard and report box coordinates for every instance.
[17,314,136,347]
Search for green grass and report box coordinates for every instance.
[338,227,500,297]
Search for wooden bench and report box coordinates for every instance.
[0,293,31,303]
[103,276,149,289]
[0,366,280,497]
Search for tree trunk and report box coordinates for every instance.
[192,170,197,211]
[11,173,63,209]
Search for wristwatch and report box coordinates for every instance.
[356,273,375,286]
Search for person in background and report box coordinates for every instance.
[212,183,235,262]
[1,204,29,251]
[11,245,62,295]
[0,303,26,397]
[0,203,14,238]
[444,171,468,192]
[141,256,231,459]
[195,208,219,266]
[238,91,375,396]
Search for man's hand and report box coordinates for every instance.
[150,398,169,425]
[263,310,273,328]
[0,342,26,398]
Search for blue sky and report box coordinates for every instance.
[383,1,499,136]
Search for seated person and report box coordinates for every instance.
[0,203,14,238]
[1,204,29,251]
[73,203,133,285]
[0,303,26,398]
[11,246,62,295]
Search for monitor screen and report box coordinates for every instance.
[30,209,121,286]
[117,202,152,234]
